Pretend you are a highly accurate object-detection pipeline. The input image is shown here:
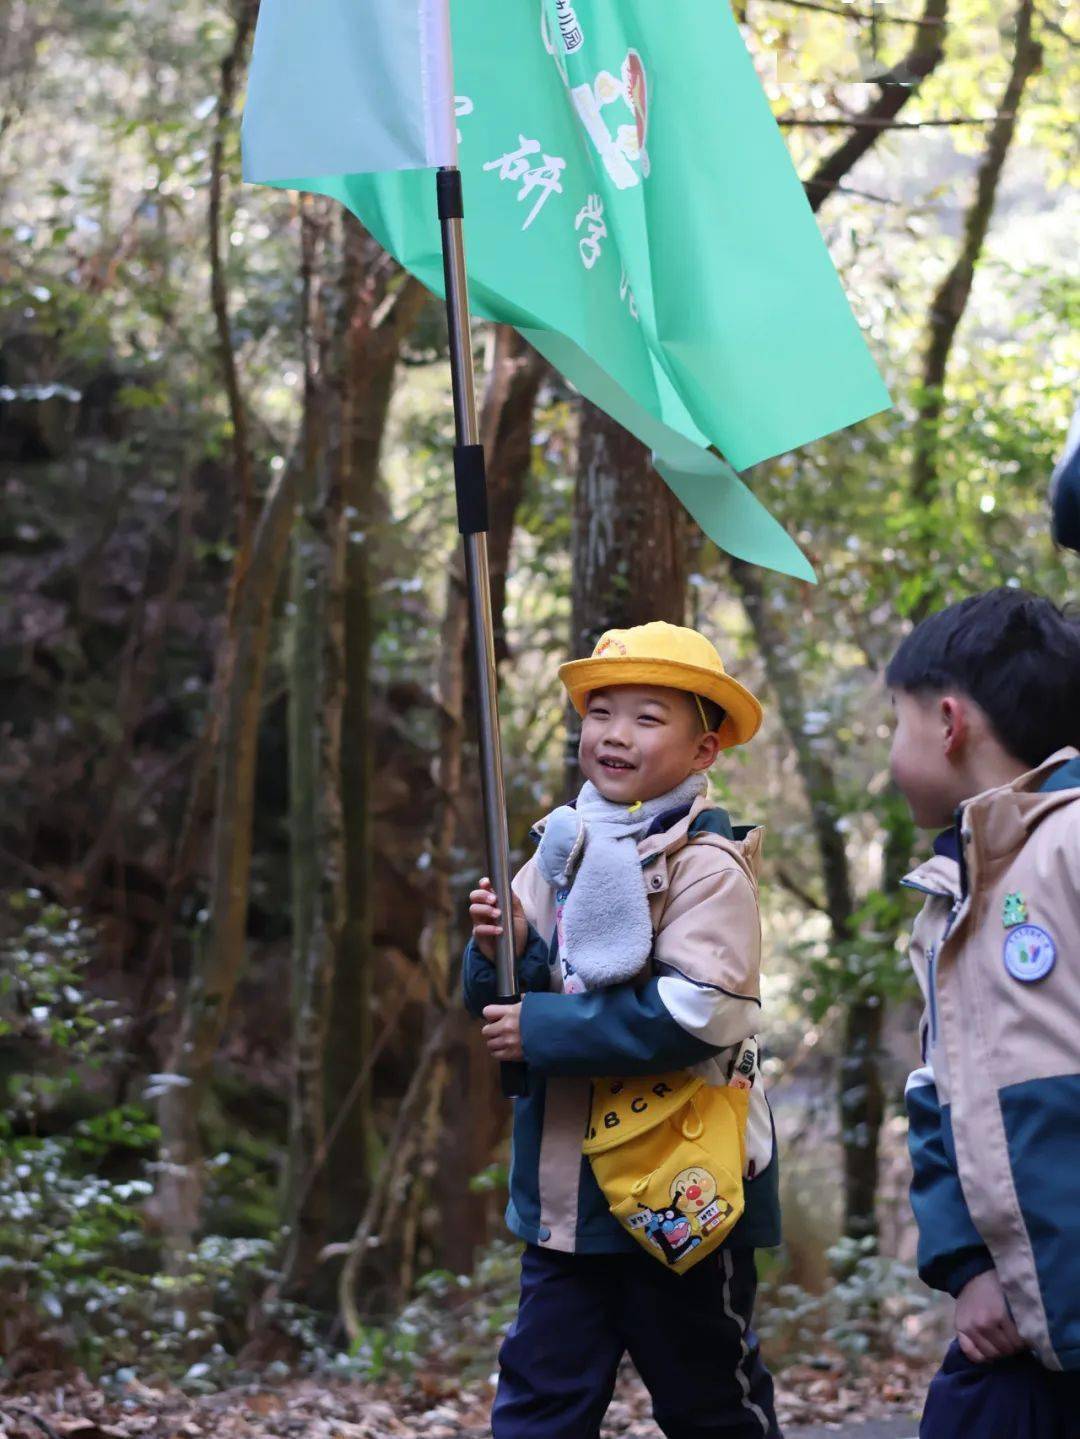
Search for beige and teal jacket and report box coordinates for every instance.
[904,748,1080,1370]
[463,795,781,1255]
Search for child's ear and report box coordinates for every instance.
[940,695,969,758]
[693,731,723,770]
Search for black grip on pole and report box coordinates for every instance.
[496,992,527,1097]
[437,167,464,219]
[454,444,489,534]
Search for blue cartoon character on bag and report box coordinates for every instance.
[638,1197,702,1265]
[637,1166,726,1265]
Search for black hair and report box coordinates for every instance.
[698,697,727,733]
[885,588,1080,766]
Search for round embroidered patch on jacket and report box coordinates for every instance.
[1003,925,1056,983]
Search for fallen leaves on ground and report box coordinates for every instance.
[0,1353,931,1439]
[605,1354,928,1433]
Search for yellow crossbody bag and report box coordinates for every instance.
[583,1069,749,1274]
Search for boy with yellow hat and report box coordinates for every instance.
[464,621,782,1439]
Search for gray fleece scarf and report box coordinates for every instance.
[535,773,707,989]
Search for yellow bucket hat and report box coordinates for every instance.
[558,620,764,751]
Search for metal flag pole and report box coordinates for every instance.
[436,166,527,1100]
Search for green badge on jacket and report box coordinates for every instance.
[1002,892,1028,928]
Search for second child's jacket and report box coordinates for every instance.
[463,793,781,1257]
[904,748,1080,1371]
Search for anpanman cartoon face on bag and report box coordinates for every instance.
[671,1166,717,1215]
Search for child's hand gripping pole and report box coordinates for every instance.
[471,878,529,1097]
[492,877,526,1099]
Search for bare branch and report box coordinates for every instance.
[911,0,1042,509]
[1036,5,1079,47]
[783,113,1013,128]
[287,985,411,1228]
[208,0,258,566]
[761,0,944,23]
[803,0,949,212]
[776,866,830,915]
[334,1014,451,1341]
[834,183,905,203]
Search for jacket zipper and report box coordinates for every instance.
[900,863,963,1050]
[927,889,965,1050]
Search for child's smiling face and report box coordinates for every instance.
[579,684,721,802]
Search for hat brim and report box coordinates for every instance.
[558,656,763,750]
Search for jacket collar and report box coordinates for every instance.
[902,747,1080,896]
[642,799,698,840]
[636,793,714,862]
[1038,751,1080,794]
[963,746,1080,854]
[902,850,961,901]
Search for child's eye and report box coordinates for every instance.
[638,715,662,725]
[588,706,610,718]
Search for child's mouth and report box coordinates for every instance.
[599,757,636,772]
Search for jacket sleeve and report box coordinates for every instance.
[906,1056,995,1297]
[521,858,762,1078]
[462,924,552,1019]
[520,977,721,1076]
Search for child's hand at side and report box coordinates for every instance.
[954,1269,1026,1362]
[469,876,527,961]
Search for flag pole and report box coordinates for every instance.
[437,167,527,1100]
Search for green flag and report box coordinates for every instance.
[244,0,892,581]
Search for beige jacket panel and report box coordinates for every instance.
[512,799,768,1252]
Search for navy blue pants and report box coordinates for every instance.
[492,1244,781,1439]
[921,1340,1080,1439]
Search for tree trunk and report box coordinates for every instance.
[839,2,1043,1236]
[321,220,425,1254]
[281,199,345,1298]
[152,6,289,1263]
[155,459,301,1267]
[138,0,260,1094]
[734,0,952,1235]
[730,560,873,1238]
[838,997,885,1242]
[565,400,689,796]
[720,0,1033,1251]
